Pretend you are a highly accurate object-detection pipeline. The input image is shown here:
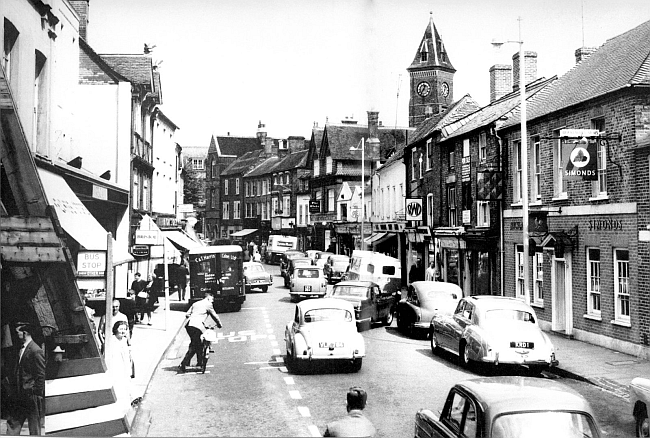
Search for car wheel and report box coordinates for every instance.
[430,328,439,354]
[637,408,649,437]
[382,310,394,326]
[351,358,362,372]
[261,286,268,293]
[396,311,406,332]
[459,341,471,367]
[290,294,297,303]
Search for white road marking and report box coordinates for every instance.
[279,366,288,373]
[273,348,281,355]
[275,356,284,363]
[298,406,311,417]
[284,377,294,385]
[308,424,322,437]
[289,390,301,399]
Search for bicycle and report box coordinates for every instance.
[199,322,220,373]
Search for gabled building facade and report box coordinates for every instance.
[498,20,650,358]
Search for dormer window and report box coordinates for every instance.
[420,41,428,62]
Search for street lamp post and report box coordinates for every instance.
[350,138,365,251]
[492,18,530,305]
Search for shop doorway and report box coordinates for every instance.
[552,256,573,335]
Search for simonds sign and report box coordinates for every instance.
[560,130,599,181]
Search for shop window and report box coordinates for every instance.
[591,118,607,198]
[587,248,601,316]
[533,252,543,304]
[614,249,630,323]
[516,245,525,300]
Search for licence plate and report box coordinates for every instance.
[304,285,312,292]
[319,342,344,348]
[510,341,534,349]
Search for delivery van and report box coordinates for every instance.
[346,250,402,296]
[188,245,245,312]
[265,235,298,264]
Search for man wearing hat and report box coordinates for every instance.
[5,323,45,435]
[324,386,376,437]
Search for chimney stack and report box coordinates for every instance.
[288,136,306,152]
[367,111,379,140]
[575,47,597,64]
[256,120,270,154]
[68,0,89,40]
[489,64,513,102]
[512,51,537,91]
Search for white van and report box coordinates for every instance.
[346,250,402,295]
[266,235,298,264]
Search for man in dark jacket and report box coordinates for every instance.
[6,323,45,435]
[324,386,376,437]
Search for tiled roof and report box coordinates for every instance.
[446,77,555,140]
[246,156,279,177]
[407,94,482,145]
[323,124,412,161]
[273,150,309,172]
[215,136,263,157]
[100,55,153,87]
[517,19,650,125]
[221,150,265,176]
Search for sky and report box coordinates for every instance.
[88,0,649,146]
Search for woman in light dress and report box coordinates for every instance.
[105,320,137,413]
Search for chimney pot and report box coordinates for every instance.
[575,47,597,64]
[489,64,513,102]
[512,51,537,92]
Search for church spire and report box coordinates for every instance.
[408,12,455,74]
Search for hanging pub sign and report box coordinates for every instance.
[476,169,503,201]
[560,129,599,181]
[405,197,423,221]
[309,200,320,213]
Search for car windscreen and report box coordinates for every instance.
[304,308,353,323]
[332,286,368,298]
[491,411,599,438]
[245,264,264,273]
[485,309,536,323]
[297,269,320,278]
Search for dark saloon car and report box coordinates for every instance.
[284,257,312,287]
[415,376,601,437]
[396,281,461,338]
[323,254,350,284]
[330,280,397,331]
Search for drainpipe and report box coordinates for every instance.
[492,122,505,297]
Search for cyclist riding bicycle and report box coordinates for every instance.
[178,291,222,373]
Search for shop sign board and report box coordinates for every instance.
[77,251,106,277]
[135,230,159,245]
[405,198,423,221]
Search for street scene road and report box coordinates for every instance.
[138,264,636,437]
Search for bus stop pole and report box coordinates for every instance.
[104,233,114,358]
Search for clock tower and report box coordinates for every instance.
[408,13,456,127]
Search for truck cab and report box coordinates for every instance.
[189,245,245,312]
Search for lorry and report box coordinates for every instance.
[265,234,298,264]
[346,250,402,296]
[188,245,245,312]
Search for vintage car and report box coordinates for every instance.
[429,296,557,373]
[631,377,650,437]
[323,255,350,284]
[330,280,397,331]
[242,261,272,293]
[313,251,335,268]
[289,266,328,302]
[396,281,461,338]
[284,298,365,373]
[415,376,601,438]
[280,250,308,282]
[284,257,312,287]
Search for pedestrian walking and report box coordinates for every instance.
[323,386,376,437]
[177,264,189,301]
[98,299,130,352]
[178,291,222,373]
[425,261,436,281]
[129,272,148,323]
[4,323,45,436]
[105,321,138,414]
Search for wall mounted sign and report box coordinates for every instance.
[405,198,423,221]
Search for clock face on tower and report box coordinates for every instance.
[441,82,450,98]
[417,81,431,97]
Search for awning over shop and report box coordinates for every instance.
[37,168,134,265]
[139,215,180,263]
[163,230,204,251]
[230,228,258,238]
[372,233,394,246]
[364,232,387,244]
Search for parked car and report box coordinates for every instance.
[284,257,312,287]
[429,295,557,373]
[330,280,397,331]
[242,261,272,293]
[284,298,365,373]
[313,251,334,268]
[414,376,601,438]
[280,250,308,281]
[305,250,322,263]
[631,377,650,437]
[323,255,350,284]
[289,266,328,302]
[396,281,461,338]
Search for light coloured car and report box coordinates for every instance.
[631,377,650,437]
[313,251,334,269]
[242,261,272,293]
[430,295,557,373]
[396,281,461,337]
[305,250,322,263]
[289,266,328,302]
[415,376,601,437]
[323,255,350,284]
[284,298,365,373]
[284,257,312,287]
